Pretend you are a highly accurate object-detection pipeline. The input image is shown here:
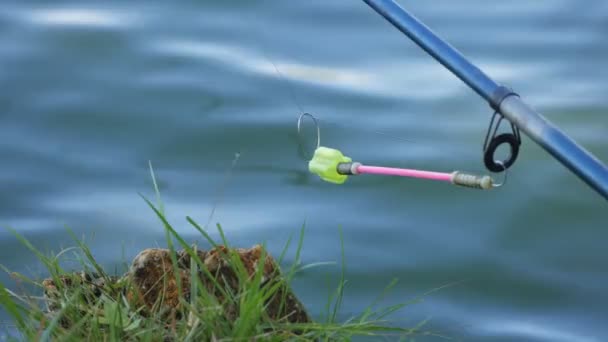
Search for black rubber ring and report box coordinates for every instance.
[484,133,520,172]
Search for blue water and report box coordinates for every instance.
[1,1,607,340]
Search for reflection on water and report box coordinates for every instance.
[25,7,136,28]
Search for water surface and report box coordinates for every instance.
[1,1,607,341]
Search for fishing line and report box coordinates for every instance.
[202,151,242,231]
[260,46,509,190]
[246,4,419,153]
[252,12,509,191]
[259,48,415,145]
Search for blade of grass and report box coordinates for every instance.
[276,224,306,319]
[148,160,165,215]
[330,225,346,324]
[186,216,218,248]
[5,228,59,277]
[203,152,241,231]
[358,278,399,323]
[65,228,108,283]
[277,232,293,265]
[147,163,184,305]
[0,282,27,333]
[142,195,230,301]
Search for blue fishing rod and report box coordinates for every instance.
[362,0,608,200]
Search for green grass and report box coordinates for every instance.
[0,166,441,341]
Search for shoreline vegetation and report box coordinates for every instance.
[0,167,440,341]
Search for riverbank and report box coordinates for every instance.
[1,196,428,341]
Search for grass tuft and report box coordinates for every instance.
[0,166,440,341]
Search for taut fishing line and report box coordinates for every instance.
[245,4,516,192]
[264,61,506,189]
[261,50,415,145]
[183,3,532,248]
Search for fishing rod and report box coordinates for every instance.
[359,0,608,200]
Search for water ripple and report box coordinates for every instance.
[479,319,600,342]
[23,6,139,29]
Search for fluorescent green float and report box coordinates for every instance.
[308,147,352,184]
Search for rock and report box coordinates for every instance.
[42,244,310,333]
[127,247,191,313]
[126,245,310,324]
[42,271,119,313]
